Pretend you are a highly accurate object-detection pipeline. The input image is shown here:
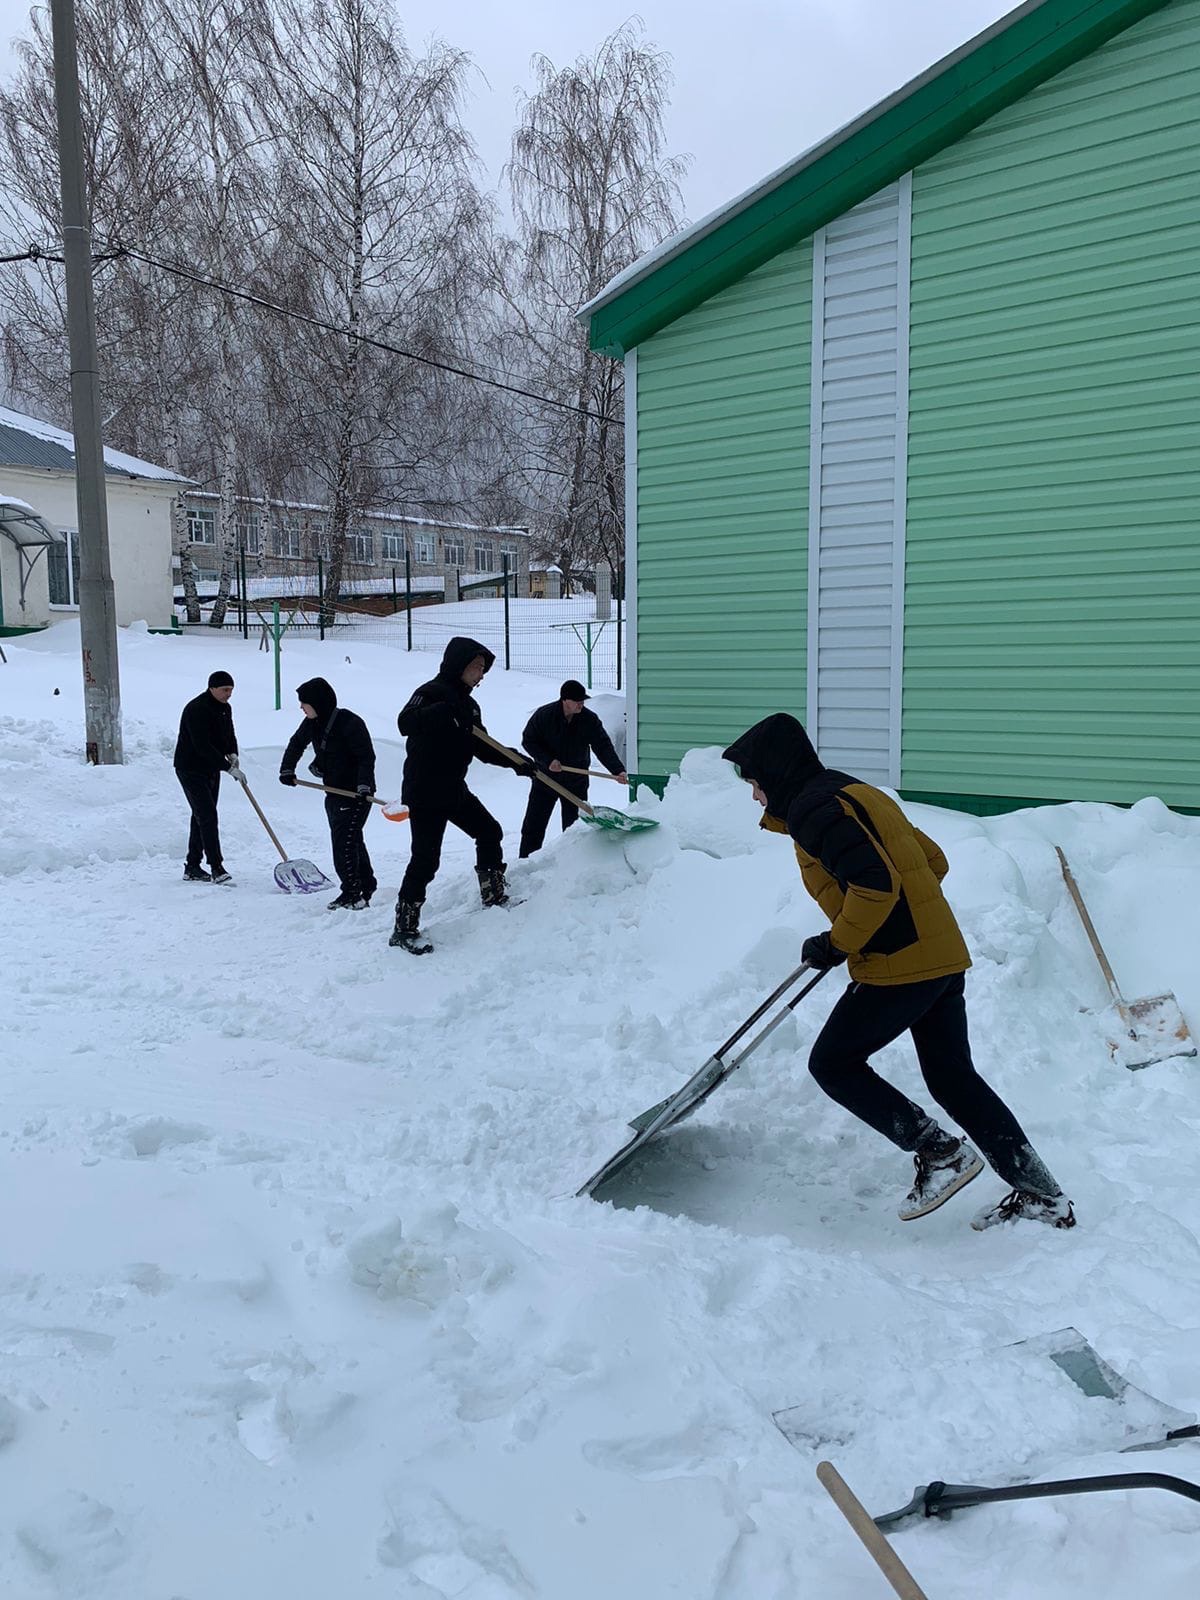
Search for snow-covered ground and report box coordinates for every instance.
[2,619,1199,1599]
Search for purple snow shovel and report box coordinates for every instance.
[1056,847,1195,1070]
[240,777,331,893]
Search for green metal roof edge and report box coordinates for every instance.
[586,0,1172,356]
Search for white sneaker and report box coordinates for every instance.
[971,1190,1076,1231]
[899,1139,985,1220]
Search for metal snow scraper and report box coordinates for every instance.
[472,727,658,834]
[1056,847,1195,1070]
[239,777,331,893]
[578,962,829,1197]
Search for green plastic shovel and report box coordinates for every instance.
[473,727,658,835]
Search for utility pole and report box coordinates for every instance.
[51,0,122,764]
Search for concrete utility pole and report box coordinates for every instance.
[50,0,123,764]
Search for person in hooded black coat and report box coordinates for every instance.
[388,636,534,953]
[517,678,627,857]
[279,677,377,909]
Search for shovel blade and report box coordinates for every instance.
[1107,993,1196,1071]
[580,806,659,834]
[273,858,331,894]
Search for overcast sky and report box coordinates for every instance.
[0,0,1014,224]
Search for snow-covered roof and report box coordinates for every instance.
[184,489,526,536]
[0,405,190,484]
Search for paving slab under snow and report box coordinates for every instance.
[1,620,1199,1598]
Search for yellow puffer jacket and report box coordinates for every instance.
[763,778,971,986]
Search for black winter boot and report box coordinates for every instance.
[476,866,510,908]
[388,898,432,953]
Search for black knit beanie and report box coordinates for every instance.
[208,670,234,689]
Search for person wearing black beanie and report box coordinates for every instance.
[280,677,378,910]
[173,673,242,884]
[517,681,626,857]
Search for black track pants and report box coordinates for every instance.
[178,769,224,873]
[808,972,1061,1197]
[326,795,375,900]
[398,791,504,904]
[519,774,588,857]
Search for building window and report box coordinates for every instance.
[48,530,80,606]
[443,535,465,566]
[348,526,374,563]
[474,541,495,573]
[381,531,405,563]
[500,543,519,571]
[413,535,434,565]
[188,505,217,545]
[273,516,302,559]
[309,521,328,559]
[234,511,261,555]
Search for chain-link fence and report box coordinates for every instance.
[179,558,626,692]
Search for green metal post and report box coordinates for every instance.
[317,554,325,642]
[585,622,594,691]
[405,551,413,649]
[240,547,249,641]
[272,600,281,711]
[502,553,511,670]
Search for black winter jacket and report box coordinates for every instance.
[174,690,238,775]
[397,636,511,806]
[521,701,623,777]
[281,678,376,795]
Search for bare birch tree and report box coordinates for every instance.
[500,23,687,590]
[252,0,488,624]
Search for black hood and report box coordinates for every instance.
[438,636,495,683]
[297,677,337,722]
[723,713,822,818]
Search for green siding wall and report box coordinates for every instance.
[635,242,811,772]
[906,0,1200,807]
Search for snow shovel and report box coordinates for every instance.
[817,1462,929,1600]
[472,727,658,834]
[1055,847,1195,1070]
[292,777,409,822]
[557,764,627,783]
[239,777,331,893]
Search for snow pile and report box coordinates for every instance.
[1,621,1199,1598]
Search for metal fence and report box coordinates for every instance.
[180,557,626,692]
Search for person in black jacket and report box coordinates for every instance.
[388,636,534,953]
[518,679,627,857]
[173,670,243,885]
[279,677,378,910]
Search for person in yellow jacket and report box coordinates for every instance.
[723,713,1074,1231]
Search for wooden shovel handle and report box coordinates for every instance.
[293,777,391,810]
[472,727,595,815]
[1055,847,1124,1003]
[816,1462,930,1600]
[239,777,289,862]
[557,764,627,782]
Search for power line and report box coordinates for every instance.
[95,239,623,427]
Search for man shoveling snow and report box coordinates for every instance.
[723,713,1075,1231]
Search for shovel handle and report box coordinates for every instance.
[1055,847,1124,1003]
[239,777,289,863]
[816,1462,930,1600]
[292,777,393,810]
[557,764,627,782]
[472,727,595,815]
